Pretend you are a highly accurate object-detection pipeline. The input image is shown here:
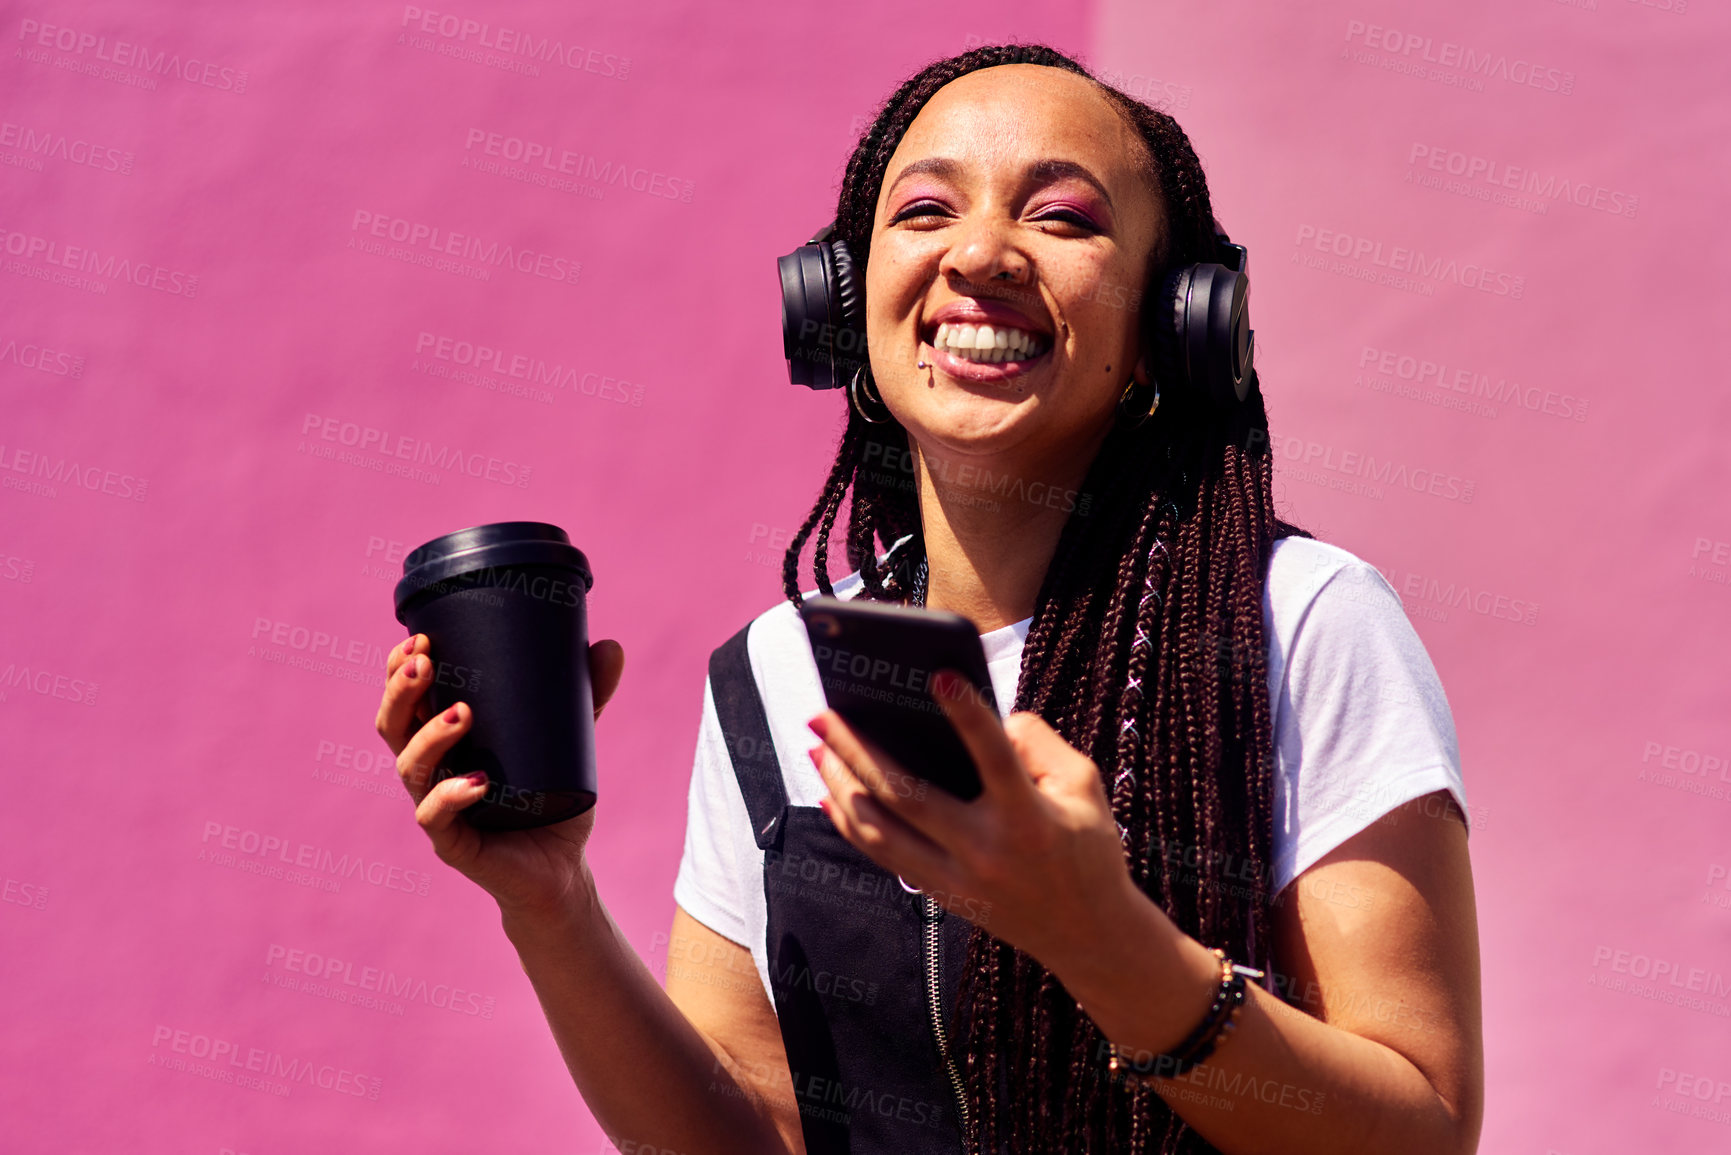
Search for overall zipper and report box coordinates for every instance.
[921,893,970,1142]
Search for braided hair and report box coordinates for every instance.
[780,44,1310,1154]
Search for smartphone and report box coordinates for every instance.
[799,596,998,801]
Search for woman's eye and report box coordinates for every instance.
[891,201,950,224]
[1034,209,1100,231]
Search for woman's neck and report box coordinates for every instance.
[912,431,1105,632]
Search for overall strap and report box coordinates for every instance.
[707,622,788,850]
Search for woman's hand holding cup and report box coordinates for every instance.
[374,632,626,919]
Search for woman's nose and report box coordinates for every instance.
[937,213,1029,286]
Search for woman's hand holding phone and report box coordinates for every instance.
[807,673,1174,982]
[373,633,626,920]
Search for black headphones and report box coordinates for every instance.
[777,221,1256,408]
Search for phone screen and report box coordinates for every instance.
[799,597,997,800]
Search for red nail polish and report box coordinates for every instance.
[464,771,486,785]
[807,744,824,767]
[807,715,829,739]
[444,706,460,723]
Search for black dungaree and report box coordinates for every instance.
[709,623,973,1154]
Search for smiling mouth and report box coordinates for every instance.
[924,321,1053,365]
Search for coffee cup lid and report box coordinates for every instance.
[394,521,592,620]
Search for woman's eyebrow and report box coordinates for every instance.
[884,156,1115,213]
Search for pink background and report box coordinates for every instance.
[3,1,1727,1152]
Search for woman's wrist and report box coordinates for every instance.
[1047,874,1228,1059]
[497,861,603,950]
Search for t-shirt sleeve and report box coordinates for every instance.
[1269,554,1468,896]
[671,675,754,947]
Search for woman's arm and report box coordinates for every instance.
[808,681,1483,1155]
[500,884,804,1155]
[378,636,800,1155]
[1058,790,1482,1155]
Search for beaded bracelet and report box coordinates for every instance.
[1103,949,1264,1082]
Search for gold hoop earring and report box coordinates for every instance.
[1117,377,1160,426]
[849,363,893,424]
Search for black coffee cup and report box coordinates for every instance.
[393,521,597,829]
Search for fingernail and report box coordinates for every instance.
[405,656,420,679]
[931,671,954,696]
[463,771,486,786]
[807,715,829,739]
[444,706,460,723]
[401,637,414,654]
[807,743,825,768]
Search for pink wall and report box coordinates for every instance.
[1,1,1725,1152]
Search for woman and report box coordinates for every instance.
[374,44,1482,1155]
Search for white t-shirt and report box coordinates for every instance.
[674,535,1467,1004]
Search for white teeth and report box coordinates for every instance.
[929,320,1048,362]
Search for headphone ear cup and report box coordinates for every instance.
[777,235,868,391]
[1167,262,1254,407]
[780,241,837,389]
[1139,267,1188,400]
[829,238,864,332]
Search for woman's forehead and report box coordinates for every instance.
[879,64,1147,211]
